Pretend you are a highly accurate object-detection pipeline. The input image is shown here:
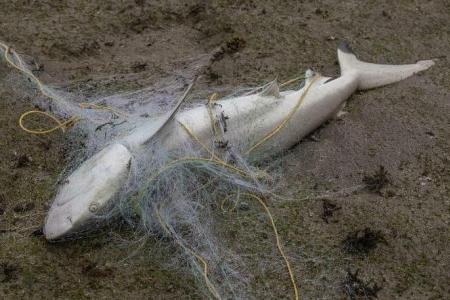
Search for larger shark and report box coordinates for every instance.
[44,42,435,240]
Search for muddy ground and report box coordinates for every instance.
[0,1,449,299]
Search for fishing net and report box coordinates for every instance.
[0,42,319,299]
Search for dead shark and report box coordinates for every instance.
[44,42,435,240]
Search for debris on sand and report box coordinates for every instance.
[0,262,19,283]
[0,193,5,215]
[362,166,390,193]
[80,260,113,278]
[210,36,247,63]
[342,269,382,300]
[12,201,35,213]
[31,227,44,237]
[342,228,386,255]
[321,199,341,223]
[14,153,32,168]
[223,37,246,54]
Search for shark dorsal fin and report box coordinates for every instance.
[142,78,196,144]
[260,80,281,98]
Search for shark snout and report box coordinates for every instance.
[44,143,132,240]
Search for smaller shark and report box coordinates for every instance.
[44,42,435,240]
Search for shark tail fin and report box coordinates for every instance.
[337,42,435,90]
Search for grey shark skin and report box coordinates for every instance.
[44,42,435,240]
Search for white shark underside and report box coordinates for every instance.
[44,42,435,240]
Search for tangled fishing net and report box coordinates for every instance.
[0,42,324,299]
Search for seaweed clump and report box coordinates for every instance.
[0,193,5,215]
[321,199,341,223]
[342,228,386,255]
[223,37,246,54]
[0,262,19,283]
[343,269,382,300]
[363,166,390,193]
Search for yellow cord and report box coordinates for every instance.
[79,102,127,118]
[220,187,241,212]
[279,76,305,88]
[178,122,273,183]
[0,43,63,105]
[178,121,218,159]
[5,41,300,298]
[1,41,126,135]
[155,208,222,300]
[245,75,320,155]
[188,180,215,197]
[242,193,299,300]
[151,81,303,298]
[18,110,80,135]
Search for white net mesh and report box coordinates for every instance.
[0,41,312,299]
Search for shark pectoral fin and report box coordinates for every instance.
[260,80,281,98]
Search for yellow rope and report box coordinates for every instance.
[279,76,305,88]
[245,75,320,155]
[155,208,222,300]
[18,110,80,135]
[0,41,126,135]
[242,193,299,300]
[0,43,63,105]
[177,122,261,178]
[5,41,299,298]
[220,187,241,212]
[152,72,309,299]
[154,115,299,299]
[178,122,272,182]
[188,180,215,197]
[178,121,217,159]
[143,120,245,299]
[79,102,127,118]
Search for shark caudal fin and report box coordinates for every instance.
[337,42,435,90]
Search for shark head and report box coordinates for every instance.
[44,143,132,240]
